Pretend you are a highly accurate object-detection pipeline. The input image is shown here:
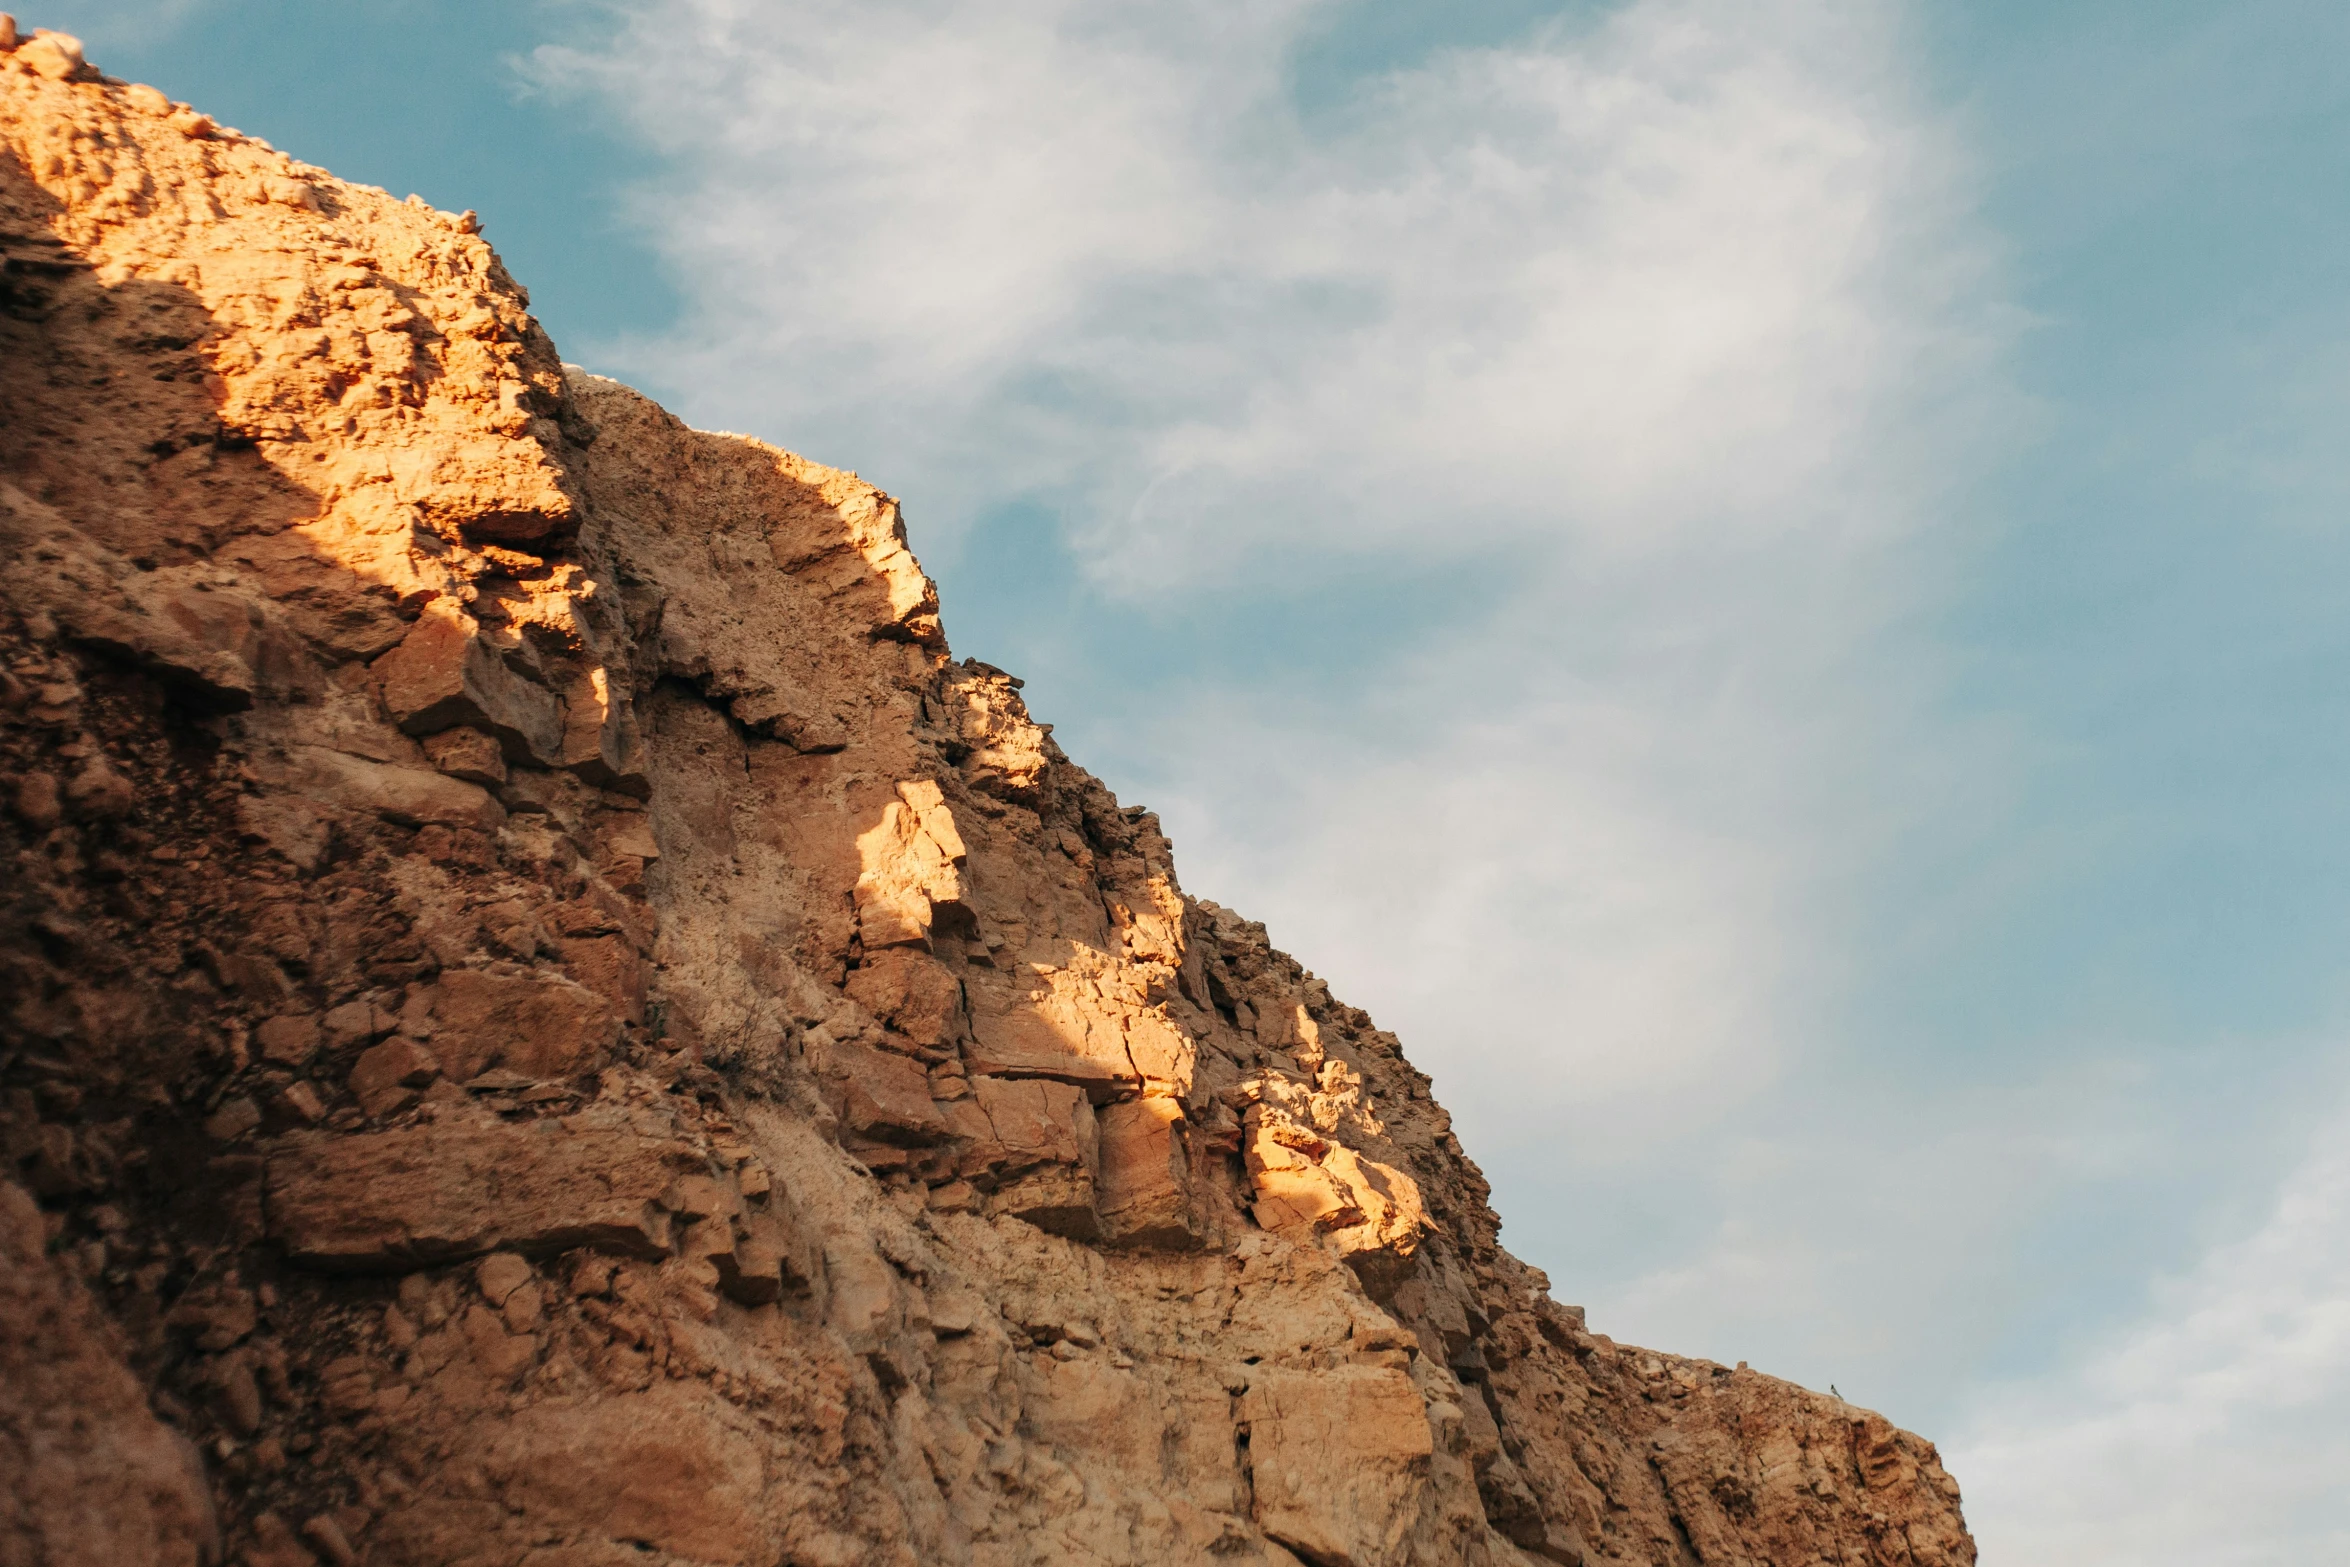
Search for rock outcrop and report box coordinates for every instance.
[0,27,1977,1567]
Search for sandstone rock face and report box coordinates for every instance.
[0,1180,219,1566]
[0,38,1976,1567]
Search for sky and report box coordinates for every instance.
[31,1,2350,1559]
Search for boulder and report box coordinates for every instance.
[271,745,504,834]
[708,1209,818,1306]
[255,1012,320,1067]
[349,1037,439,1117]
[850,780,968,949]
[1095,1095,1199,1249]
[60,570,269,710]
[265,1113,705,1268]
[954,1076,1097,1180]
[558,667,650,798]
[946,1076,1101,1238]
[321,998,397,1052]
[441,1387,775,1565]
[372,601,566,765]
[1240,1365,1433,1567]
[963,979,1142,1099]
[422,726,506,785]
[430,967,617,1081]
[986,1163,1100,1240]
[1245,1103,1429,1292]
[814,1037,948,1144]
[16,31,88,81]
[842,946,967,1048]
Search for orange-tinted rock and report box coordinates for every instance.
[951,1076,1102,1237]
[956,1075,1097,1181]
[841,946,967,1048]
[851,782,969,949]
[264,746,505,834]
[963,977,1143,1098]
[815,1037,948,1144]
[63,755,136,820]
[58,570,270,710]
[422,726,507,786]
[439,1387,776,1564]
[1095,1095,1200,1249]
[1242,1365,1434,1567]
[373,601,566,766]
[0,55,1974,1567]
[558,934,646,1026]
[1245,1100,1428,1292]
[254,1011,320,1067]
[9,770,60,830]
[430,967,616,1081]
[349,1037,439,1117]
[320,998,395,1052]
[710,1209,818,1306]
[264,1114,701,1267]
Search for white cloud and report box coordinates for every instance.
[531,0,1991,580]
[40,0,212,52]
[533,7,2350,1556]
[535,0,2053,1460]
[533,0,1994,1097]
[1151,635,1824,1129]
[1948,1092,2350,1565]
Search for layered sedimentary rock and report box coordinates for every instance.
[0,29,1977,1567]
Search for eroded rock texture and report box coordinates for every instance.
[0,31,1977,1567]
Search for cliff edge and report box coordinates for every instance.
[0,27,1976,1567]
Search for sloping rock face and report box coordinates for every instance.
[0,31,1977,1567]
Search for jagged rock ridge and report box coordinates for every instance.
[0,26,1976,1567]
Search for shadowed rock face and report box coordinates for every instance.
[0,31,1977,1567]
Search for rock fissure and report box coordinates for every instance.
[0,31,1974,1567]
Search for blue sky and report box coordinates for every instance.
[39,2,2350,1558]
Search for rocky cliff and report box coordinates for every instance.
[0,27,1976,1567]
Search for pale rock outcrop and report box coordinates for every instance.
[0,32,1975,1567]
[1243,1364,1436,1567]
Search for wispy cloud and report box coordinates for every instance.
[38,0,212,53]
[530,0,1993,579]
[533,0,2020,1421]
[1948,1090,2350,1565]
[529,2,2350,1550]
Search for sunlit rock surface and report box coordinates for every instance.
[0,28,1976,1566]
